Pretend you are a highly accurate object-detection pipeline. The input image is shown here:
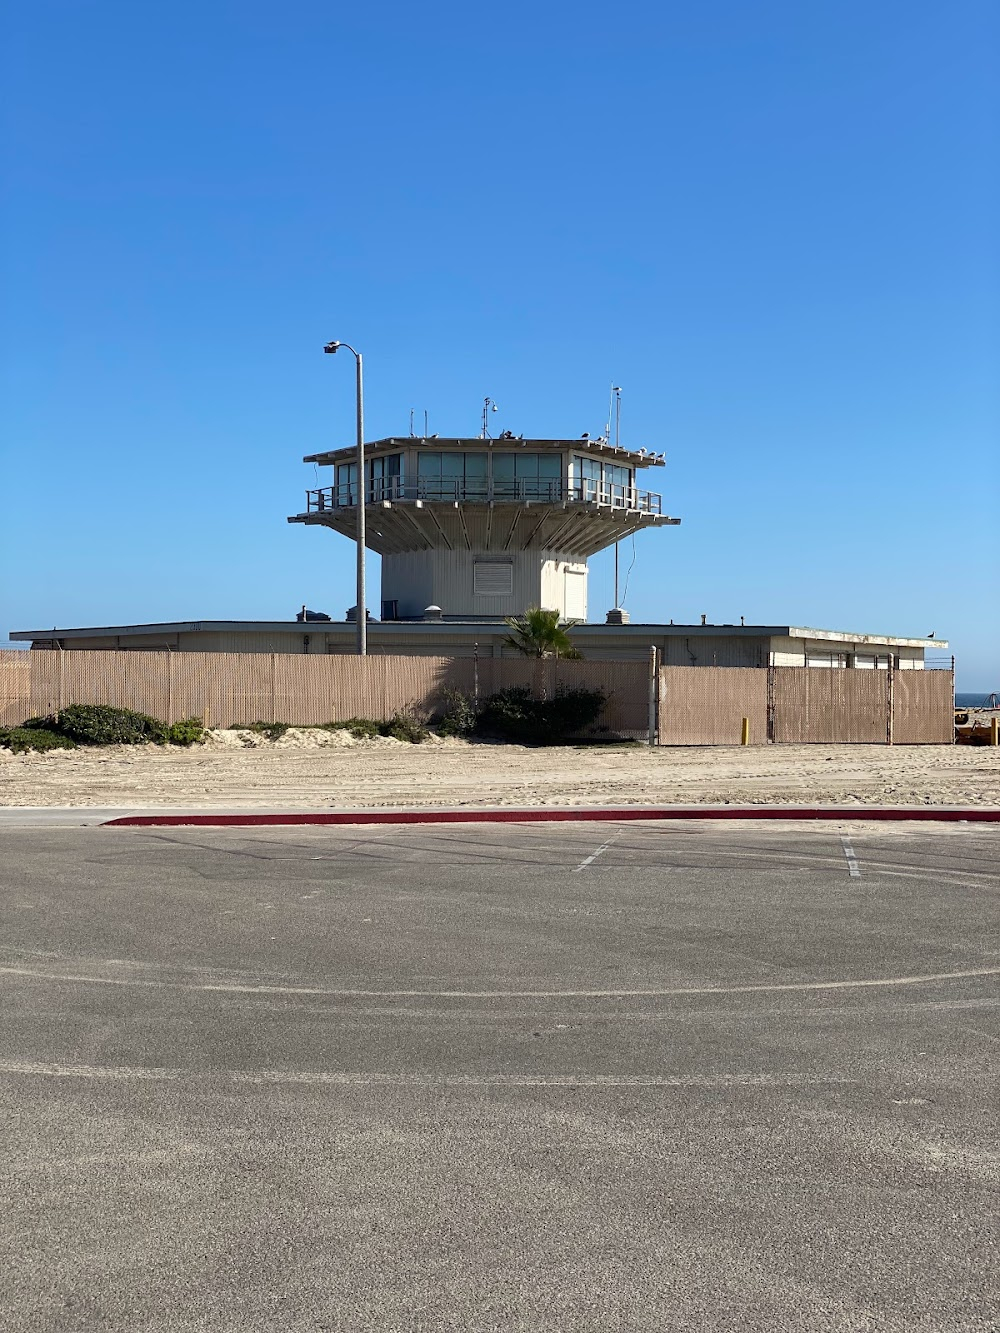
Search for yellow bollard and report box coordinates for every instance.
[991,717,999,747]
[741,716,751,746]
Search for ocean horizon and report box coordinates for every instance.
[955,692,999,708]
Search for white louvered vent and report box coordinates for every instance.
[473,561,514,596]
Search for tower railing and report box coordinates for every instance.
[303,478,663,515]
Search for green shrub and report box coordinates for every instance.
[382,710,429,744]
[168,717,205,746]
[476,685,606,744]
[25,704,169,746]
[0,726,78,754]
[330,717,383,740]
[543,685,608,740]
[244,721,290,742]
[436,688,477,737]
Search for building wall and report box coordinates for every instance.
[769,636,925,669]
[24,627,933,666]
[381,548,587,620]
[660,635,769,668]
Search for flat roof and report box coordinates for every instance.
[9,621,946,649]
[304,437,665,469]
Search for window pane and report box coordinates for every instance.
[538,454,562,478]
[441,453,464,478]
[417,452,441,477]
[492,454,514,480]
[464,452,488,477]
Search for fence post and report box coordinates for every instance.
[766,662,776,744]
[57,645,64,722]
[886,658,894,746]
[167,650,174,724]
[951,657,956,745]
[270,652,277,724]
[648,646,658,746]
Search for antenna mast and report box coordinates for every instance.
[481,397,498,439]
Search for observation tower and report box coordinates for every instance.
[288,434,680,621]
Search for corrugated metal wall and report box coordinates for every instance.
[660,636,769,668]
[0,650,31,726]
[380,548,585,620]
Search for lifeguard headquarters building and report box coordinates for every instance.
[290,433,676,623]
[12,429,945,667]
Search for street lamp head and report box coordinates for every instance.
[323,341,340,354]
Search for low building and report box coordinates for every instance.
[10,619,944,667]
[11,427,946,668]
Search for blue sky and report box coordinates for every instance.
[2,1,997,686]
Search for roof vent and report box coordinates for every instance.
[424,604,443,621]
[606,608,630,625]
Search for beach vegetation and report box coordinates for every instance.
[24,704,170,746]
[503,608,582,659]
[435,688,478,737]
[476,684,606,744]
[0,726,78,754]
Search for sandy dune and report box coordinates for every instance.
[1,732,998,809]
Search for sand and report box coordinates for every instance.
[1,731,998,809]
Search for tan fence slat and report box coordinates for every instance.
[8,651,954,746]
[658,666,768,745]
[893,671,954,744]
[14,651,644,738]
[0,650,31,726]
[772,667,888,744]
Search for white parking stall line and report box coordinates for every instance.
[573,829,624,872]
[840,836,861,878]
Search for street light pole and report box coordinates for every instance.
[324,340,366,655]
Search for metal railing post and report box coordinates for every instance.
[648,645,658,746]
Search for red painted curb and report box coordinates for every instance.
[103,806,1000,828]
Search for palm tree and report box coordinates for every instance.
[503,607,583,659]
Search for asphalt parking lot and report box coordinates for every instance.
[1,820,998,1332]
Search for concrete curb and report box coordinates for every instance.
[102,805,1000,828]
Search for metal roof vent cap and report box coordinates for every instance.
[606,608,630,625]
[424,605,443,622]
